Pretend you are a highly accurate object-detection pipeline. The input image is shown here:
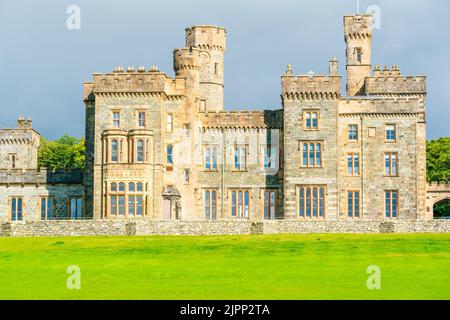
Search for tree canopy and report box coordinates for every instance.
[427,137,450,182]
[38,134,85,171]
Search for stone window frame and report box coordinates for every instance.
[384,152,399,177]
[355,47,362,64]
[385,124,397,143]
[112,110,121,128]
[204,189,218,221]
[40,196,55,221]
[348,124,359,142]
[166,113,174,133]
[233,144,248,171]
[9,153,18,169]
[127,182,145,218]
[229,189,250,219]
[9,196,24,222]
[137,110,146,128]
[385,190,399,219]
[261,189,278,220]
[166,144,174,168]
[203,144,218,171]
[297,185,326,219]
[347,190,361,219]
[299,141,323,168]
[183,169,190,184]
[302,110,320,131]
[347,152,360,176]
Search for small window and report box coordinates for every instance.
[385,153,398,176]
[347,153,360,176]
[112,112,120,127]
[204,145,217,170]
[231,190,249,219]
[304,112,319,130]
[129,182,135,192]
[167,145,173,165]
[386,125,396,141]
[166,114,173,132]
[111,182,117,191]
[111,140,118,162]
[348,125,358,141]
[11,197,23,221]
[214,63,218,76]
[10,154,17,169]
[263,144,276,169]
[70,197,83,220]
[183,124,190,137]
[136,139,144,162]
[356,48,362,63]
[204,190,217,220]
[347,191,360,218]
[119,182,125,192]
[138,112,145,127]
[41,197,54,220]
[184,169,190,183]
[234,145,248,171]
[385,190,398,218]
[136,182,143,192]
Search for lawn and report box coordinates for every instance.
[0,234,449,300]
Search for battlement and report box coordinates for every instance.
[0,168,83,185]
[185,25,226,52]
[339,96,424,115]
[91,67,186,96]
[199,110,282,129]
[365,65,427,95]
[173,47,202,72]
[344,14,373,40]
[427,181,450,191]
[282,66,341,100]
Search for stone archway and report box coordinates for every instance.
[433,197,450,219]
[426,182,450,219]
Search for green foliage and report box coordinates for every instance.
[427,137,450,182]
[38,134,85,171]
[434,200,450,218]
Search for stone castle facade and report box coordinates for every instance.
[0,14,434,225]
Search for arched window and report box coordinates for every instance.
[111,182,117,192]
[129,183,135,192]
[119,183,125,192]
[137,183,143,192]
[167,145,173,164]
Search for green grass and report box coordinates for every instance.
[0,234,449,300]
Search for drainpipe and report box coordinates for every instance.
[221,129,225,219]
[360,115,365,218]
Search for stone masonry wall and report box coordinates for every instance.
[1,219,449,237]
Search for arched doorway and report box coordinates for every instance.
[433,198,450,219]
[162,185,181,220]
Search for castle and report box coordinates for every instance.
[1,14,438,226]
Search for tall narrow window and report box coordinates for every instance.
[167,145,173,165]
[41,197,54,220]
[234,145,247,170]
[137,139,144,162]
[231,190,249,219]
[11,154,17,169]
[356,48,362,63]
[204,146,217,170]
[263,190,277,220]
[112,112,120,127]
[166,113,173,132]
[385,153,398,176]
[70,197,83,220]
[214,63,218,76]
[111,139,118,162]
[347,191,360,218]
[204,190,217,220]
[305,113,311,129]
[184,169,190,183]
[385,191,398,218]
[304,112,319,130]
[348,125,358,141]
[138,112,145,127]
[386,125,396,141]
[347,153,360,176]
[11,197,23,221]
[301,142,322,167]
[263,144,276,169]
[312,113,318,129]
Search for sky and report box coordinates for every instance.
[0,0,449,140]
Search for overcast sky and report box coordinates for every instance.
[0,0,449,140]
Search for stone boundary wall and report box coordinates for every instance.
[0,219,449,237]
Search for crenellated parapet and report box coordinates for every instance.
[339,96,425,115]
[199,110,282,129]
[427,181,450,192]
[282,71,341,101]
[0,168,83,185]
[365,65,426,96]
[173,48,202,72]
[344,14,373,40]
[90,66,186,97]
[185,25,226,52]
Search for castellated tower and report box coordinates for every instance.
[173,47,201,105]
[344,14,373,96]
[185,25,226,112]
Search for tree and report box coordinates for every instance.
[38,135,85,171]
[426,137,450,182]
